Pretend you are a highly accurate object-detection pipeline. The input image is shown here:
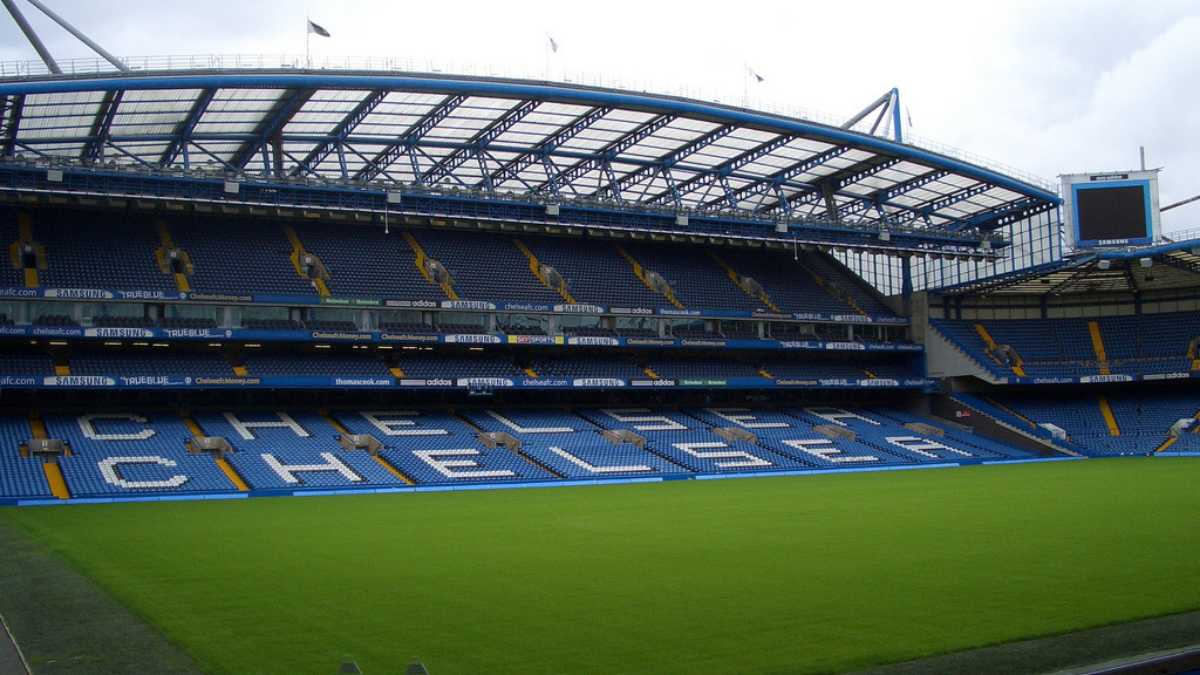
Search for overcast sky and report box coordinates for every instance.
[2,0,1199,232]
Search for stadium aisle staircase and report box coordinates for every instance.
[792,258,866,316]
[1088,321,1110,375]
[320,412,413,484]
[706,251,782,312]
[43,463,70,499]
[181,412,249,491]
[402,232,458,300]
[283,225,330,296]
[155,221,192,292]
[28,414,70,498]
[974,323,1025,376]
[613,245,685,309]
[513,238,576,303]
[1098,396,1121,436]
[12,213,43,287]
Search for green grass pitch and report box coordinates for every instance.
[3,457,1200,675]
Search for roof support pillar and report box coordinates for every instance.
[1,0,61,74]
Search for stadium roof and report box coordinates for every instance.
[0,66,1060,239]
[934,237,1200,297]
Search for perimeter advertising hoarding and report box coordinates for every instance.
[1062,170,1161,248]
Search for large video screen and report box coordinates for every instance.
[1074,183,1151,245]
[1063,171,1160,248]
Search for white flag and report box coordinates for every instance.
[748,66,764,83]
[548,35,559,53]
[307,20,331,37]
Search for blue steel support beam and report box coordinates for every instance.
[228,87,315,174]
[1,94,22,157]
[704,145,856,212]
[534,113,673,195]
[593,125,735,202]
[159,87,216,168]
[421,98,540,186]
[486,106,609,189]
[354,93,467,183]
[835,169,950,218]
[956,198,1056,232]
[646,132,793,207]
[82,89,122,163]
[291,88,388,179]
[771,156,907,215]
[891,182,994,227]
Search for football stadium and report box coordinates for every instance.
[2,5,1200,675]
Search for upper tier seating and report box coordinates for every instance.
[34,214,175,291]
[619,242,761,312]
[932,314,1200,379]
[718,248,857,316]
[413,230,562,303]
[800,254,894,316]
[520,237,668,308]
[292,224,444,300]
[169,220,317,296]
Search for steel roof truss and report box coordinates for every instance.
[770,156,906,217]
[421,98,539,186]
[228,87,315,174]
[291,88,387,179]
[957,198,1055,232]
[1160,253,1200,277]
[837,170,949,218]
[594,125,735,201]
[708,144,855,211]
[487,106,609,189]
[536,114,672,194]
[891,181,993,227]
[647,132,794,206]
[355,93,467,183]
[1,94,22,157]
[159,87,215,168]
[81,89,121,163]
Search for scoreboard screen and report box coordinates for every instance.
[1063,171,1160,248]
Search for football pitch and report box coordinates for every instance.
[3,458,1199,675]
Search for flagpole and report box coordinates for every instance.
[306,15,310,68]
[544,33,549,81]
[743,62,748,107]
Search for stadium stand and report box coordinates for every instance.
[44,412,238,497]
[33,214,175,291]
[519,236,668,308]
[619,242,761,311]
[241,353,391,377]
[412,230,562,303]
[291,223,445,300]
[0,416,54,499]
[169,220,319,296]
